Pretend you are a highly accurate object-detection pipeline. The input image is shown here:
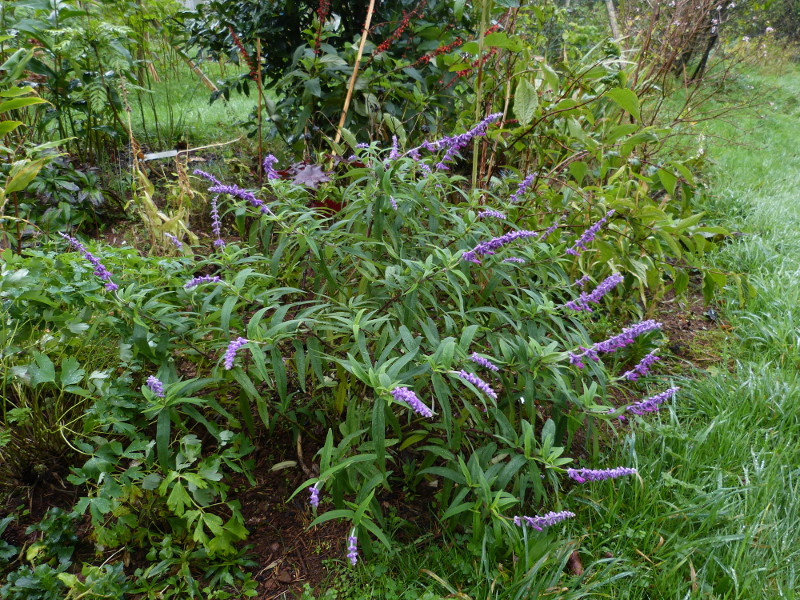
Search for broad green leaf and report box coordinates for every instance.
[513,78,538,126]
[607,88,641,121]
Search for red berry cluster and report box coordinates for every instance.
[414,37,464,67]
[314,0,331,54]
[229,27,258,79]
[373,0,427,57]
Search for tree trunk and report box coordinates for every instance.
[606,0,620,39]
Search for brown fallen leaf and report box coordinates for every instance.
[567,550,584,575]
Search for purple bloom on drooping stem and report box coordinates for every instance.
[570,320,662,368]
[456,370,498,400]
[58,233,118,291]
[193,169,221,186]
[509,173,536,203]
[565,273,624,312]
[391,387,433,418]
[389,196,398,211]
[309,482,320,509]
[346,532,359,566]
[469,352,499,372]
[209,183,275,217]
[184,275,221,289]
[407,113,502,170]
[210,196,225,248]
[223,337,249,370]
[573,274,591,288]
[263,154,280,179]
[621,350,660,381]
[567,467,637,483]
[627,387,679,415]
[462,229,540,264]
[566,210,615,256]
[388,135,400,160]
[146,375,165,398]
[503,257,525,264]
[478,209,506,220]
[513,510,575,531]
[165,233,183,250]
[539,218,562,241]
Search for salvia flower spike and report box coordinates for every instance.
[509,173,536,203]
[566,209,615,256]
[184,275,221,290]
[210,196,225,248]
[456,370,498,400]
[627,387,680,415]
[469,352,499,372]
[565,273,624,312]
[462,229,540,264]
[621,350,660,381]
[513,510,575,531]
[567,467,637,483]
[208,183,275,217]
[308,482,320,509]
[477,209,506,220]
[59,233,118,291]
[390,387,433,418]
[165,233,182,250]
[569,320,662,368]
[223,337,249,370]
[146,376,165,398]
[263,154,280,179]
[346,531,359,566]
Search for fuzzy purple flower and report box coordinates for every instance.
[569,321,661,368]
[503,257,525,264]
[539,218,562,241]
[627,387,679,415]
[621,350,660,381]
[567,467,637,483]
[146,375,165,398]
[184,275,221,289]
[309,483,320,509]
[456,370,498,400]
[389,196,398,211]
[509,173,536,204]
[462,229,540,264]
[58,233,118,291]
[210,196,225,248]
[566,210,615,256]
[565,273,624,312]
[573,274,591,288]
[263,154,280,179]
[388,136,401,160]
[513,510,575,531]
[408,113,502,170]
[478,209,506,220]
[346,533,359,566]
[193,169,221,186]
[223,337,249,370]
[165,233,183,250]
[469,352,499,372]
[391,387,433,418]
[209,183,274,217]
[356,142,371,149]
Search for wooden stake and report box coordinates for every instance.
[333,0,376,146]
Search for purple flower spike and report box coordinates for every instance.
[263,154,280,179]
[456,370,498,400]
[566,210,615,256]
[223,337,249,370]
[627,386,679,415]
[193,169,221,186]
[165,233,183,250]
[503,257,525,264]
[594,320,662,354]
[210,196,225,248]
[469,352,499,372]
[346,532,359,566]
[389,135,400,160]
[621,350,660,381]
[539,218,562,241]
[391,387,433,418]
[146,376,165,398]
[462,229,540,264]
[513,510,575,531]
[209,183,275,217]
[309,483,320,509]
[184,275,221,289]
[573,274,591,288]
[567,467,637,483]
[59,233,118,291]
[389,196,398,211]
[565,273,624,312]
[407,113,502,170]
[509,173,536,204]
[478,209,506,220]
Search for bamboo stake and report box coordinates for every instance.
[173,46,218,92]
[333,0,376,145]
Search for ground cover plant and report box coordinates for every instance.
[0,0,787,597]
